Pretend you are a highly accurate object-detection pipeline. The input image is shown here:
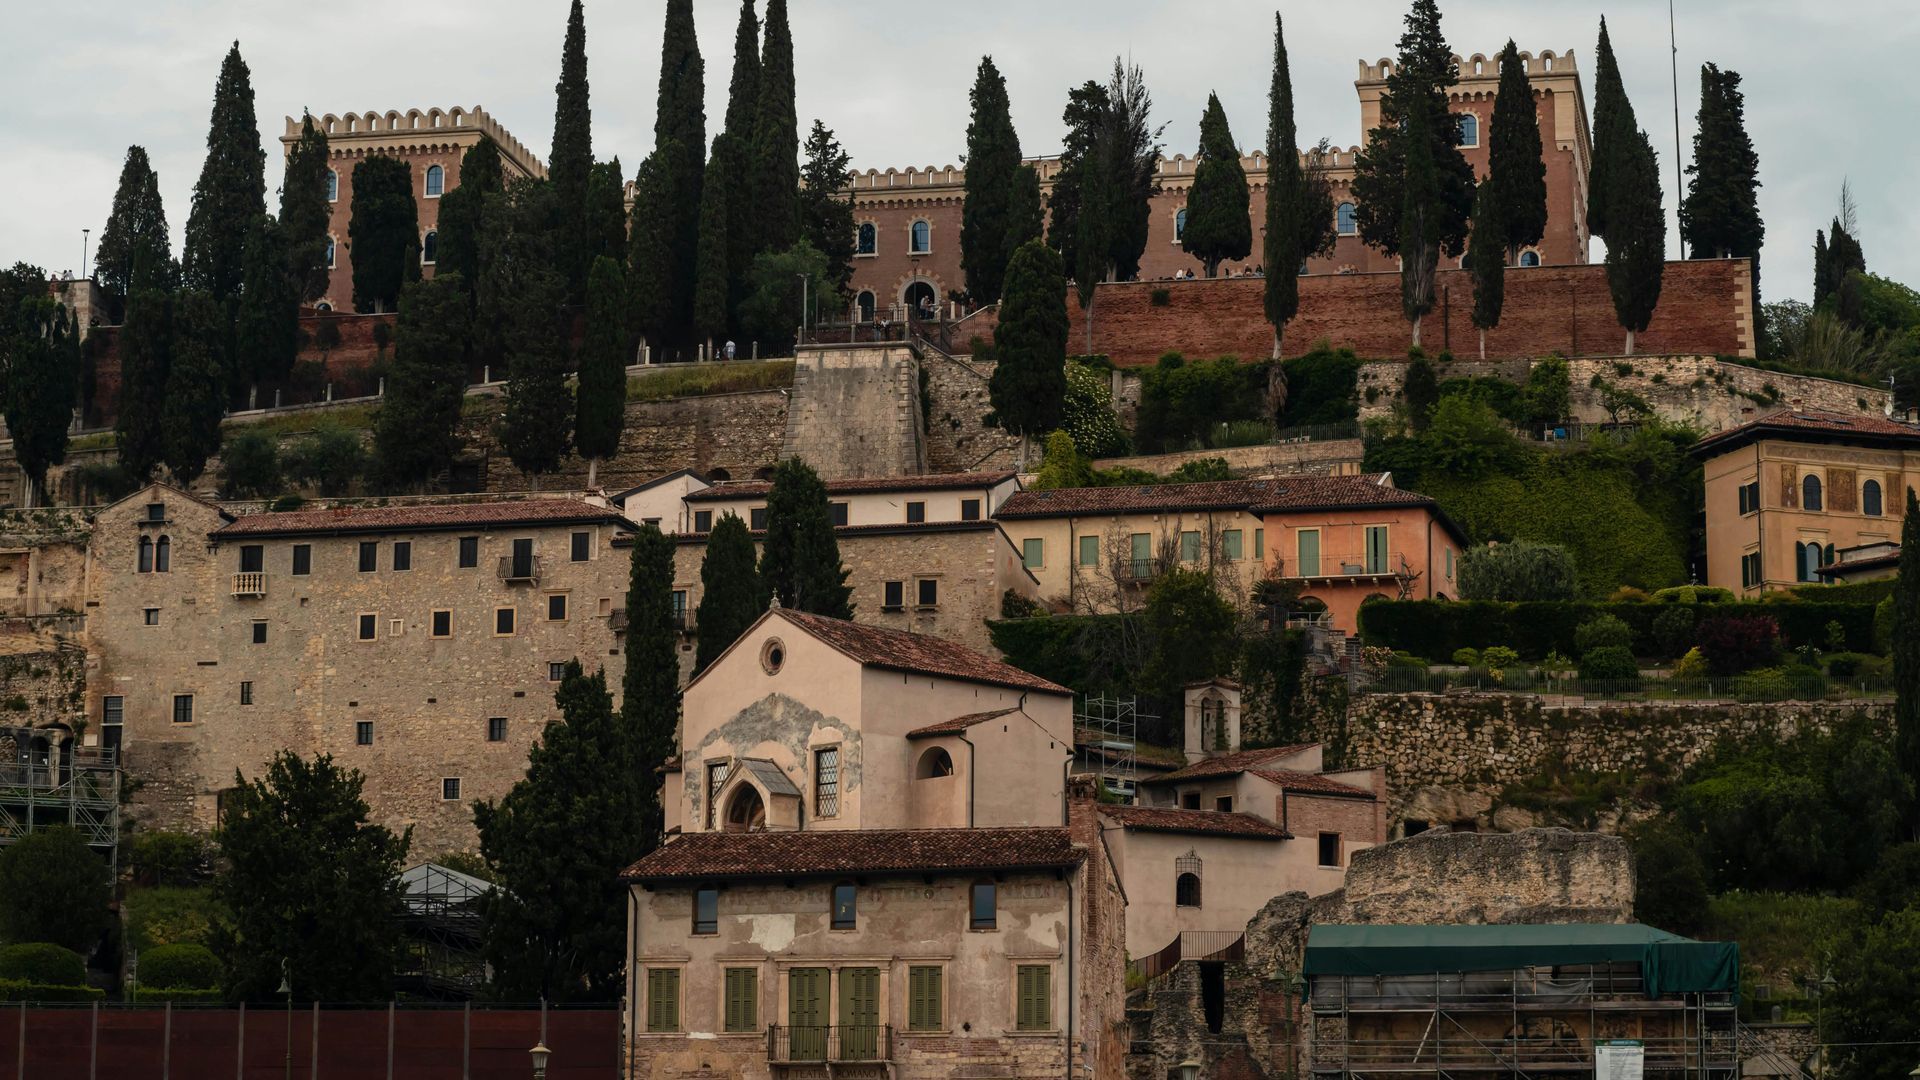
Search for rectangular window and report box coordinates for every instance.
[172,694,194,725]
[1364,525,1389,574]
[1021,538,1044,569]
[883,581,905,611]
[1128,533,1151,578]
[291,544,312,575]
[1180,530,1201,562]
[548,662,567,682]
[431,610,451,637]
[1741,550,1763,588]
[916,578,938,608]
[705,759,730,829]
[571,531,591,562]
[1181,791,1201,810]
[442,777,461,801]
[458,536,479,568]
[358,541,378,572]
[239,544,264,573]
[1016,965,1051,1031]
[831,882,857,930]
[487,717,506,742]
[647,968,681,1033]
[694,887,719,934]
[723,968,758,1033]
[1297,530,1321,577]
[102,696,124,753]
[670,590,688,629]
[392,541,412,571]
[1254,530,1265,559]
[906,501,926,523]
[144,608,160,626]
[961,498,981,521]
[1079,535,1100,567]
[145,502,166,522]
[356,720,373,745]
[240,681,253,706]
[495,608,515,636]
[1318,832,1342,867]
[830,502,849,527]
[1222,529,1243,560]
[547,593,568,621]
[693,510,713,533]
[1738,479,1762,515]
[814,747,840,817]
[251,621,267,644]
[970,881,996,930]
[357,613,377,641]
[749,507,767,530]
[1215,795,1233,813]
[908,966,944,1031]
[1445,547,1455,580]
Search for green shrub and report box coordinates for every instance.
[1356,599,1874,661]
[0,943,85,986]
[1060,361,1129,457]
[0,827,111,952]
[124,886,219,953]
[1608,585,1651,602]
[1734,667,1792,702]
[129,830,210,888]
[1783,663,1828,700]
[281,428,366,497]
[1652,605,1696,659]
[999,589,1044,619]
[1574,614,1634,655]
[1275,344,1364,429]
[1451,647,1481,667]
[1578,645,1638,681]
[1791,579,1897,606]
[131,987,225,1003]
[1163,457,1234,483]
[1875,595,1894,654]
[1672,647,1709,679]
[1135,355,1264,452]
[1480,645,1520,669]
[0,979,105,1003]
[218,430,283,499]
[138,943,222,990]
[1458,541,1578,602]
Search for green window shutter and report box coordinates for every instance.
[1254,530,1264,558]
[1222,530,1241,560]
[909,966,943,1030]
[1180,531,1200,562]
[1023,538,1044,569]
[1017,964,1050,1030]
[648,968,680,1032]
[725,968,757,1032]
[1297,531,1320,576]
[1079,535,1100,567]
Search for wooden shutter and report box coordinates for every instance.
[647,968,680,1032]
[724,968,757,1032]
[1016,965,1050,1030]
[908,966,942,1030]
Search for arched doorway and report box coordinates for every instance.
[902,280,937,319]
[726,785,766,832]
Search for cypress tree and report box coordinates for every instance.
[1403,355,1440,431]
[1007,166,1044,255]
[1046,80,1109,280]
[653,0,706,344]
[1486,40,1547,256]
[487,182,571,481]
[348,156,420,314]
[584,159,628,270]
[232,213,299,394]
[436,136,504,302]
[1681,63,1763,312]
[961,57,1024,304]
[622,525,682,855]
[95,146,171,321]
[987,239,1070,457]
[1894,490,1920,834]
[693,139,734,350]
[116,250,171,480]
[549,0,595,301]
[1398,98,1443,348]
[626,142,686,355]
[372,273,468,492]
[1183,93,1251,278]
[279,113,332,304]
[1467,181,1505,358]
[160,290,229,485]
[1,293,79,506]
[694,513,767,673]
[750,0,799,254]
[575,255,629,489]
[722,0,761,142]
[1605,130,1667,355]
[182,42,266,304]
[1587,18,1636,241]
[1263,15,1312,362]
[1103,59,1164,285]
[1348,0,1474,265]
[799,122,857,300]
[722,0,762,313]
[759,458,854,618]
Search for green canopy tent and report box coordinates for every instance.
[1303,923,1739,1000]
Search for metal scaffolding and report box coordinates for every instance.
[396,862,494,998]
[1077,695,1147,804]
[0,725,121,875]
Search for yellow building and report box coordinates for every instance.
[1693,409,1920,593]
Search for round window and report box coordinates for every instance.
[760,638,786,675]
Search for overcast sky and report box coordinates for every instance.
[5,0,1915,304]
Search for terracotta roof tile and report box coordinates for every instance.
[1098,805,1290,839]
[214,499,633,538]
[1143,745,1320,784]
[1250,768,1377,798]
[774,610,1069,695]
[1251,474,1441,513]
[906,708,1019,738]
[1692,408,1920,455]
[685,470,1018,502]
[620,826,1081,881]
[995,475,1439,520]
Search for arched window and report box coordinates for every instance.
[726,785,766,832]
[325,237,336,268]
[1336,202,1357,236]
[155,535,171,574]
[422,230,438,265]
[1175,872,1202,907]
[137,536,153,573]
[425,164,444,197]
[707,467,733,482]
[1457,113,1479,147]
[856,291,875,322]
[1175,208,1188,241]
[910,220,930,254]
[1863,479,1883,517]
[856,222,876,255]
[1518,249,1541,267]
[1803,474,1824,512]
[326,169,338,202]
[316,301,333,313]
[916,747,954,778]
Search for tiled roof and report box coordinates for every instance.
[214,499,633,538]
[1098,805,1290,839]
[774,610,1069,695]
[736,757,801,797]
[1251,474,1441,513]
[668,520,1000,542]
[1250,768,1377,799]
[620,826,1081,881]
[685,470,1018,502]
[906,707,1019,738]
[1143,745,1320,784]
[1692,408,1920,455]
[995,475,1439,520]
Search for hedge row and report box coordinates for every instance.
[0,979,105,1003]
[132,987,226,1003]
[1791,579,1898,606]
[1357,599,1879,661]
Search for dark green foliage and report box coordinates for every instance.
[548,0,595,301]
[487,182,573,479]
[233,213,299,389]
[181,42,266,304]
[736,241,831,357]
[1182,94,1251,278]
[1585,18,1634,240]
[128,830,211,889]
[140,943,222,990]
[622,526,682,859]
[1,289,79,502]
[1348,0,1473,264]
[721,1,762,313]
[1059,361,1128,457]
[799,122,857,300]
[281,429,365,497]
[1140,568,1239,698]
[1652,605,1696,659]
[1485,41,1547,252]
[722,0,761,143]
[1520,356,1571,428]
[1695,615,1779,675]
[1007,166,1044,255]
[476,663,643,1001]
[654,0,706,334]
[159,290,229,485]
[961,56,1026,304]
[348,156,421,314]
[0,828,110,953]
[695,513,767,673]
[279,115,332,304]
[1275,345,1363,428]
[1467,181,1505,336]
[987,240,1070,442]
[1574,613,1634,654]
[1101,60,1164,284]
[1827,909,1920,1080]
[1261,16,1335,358]
[1403,356,1439,430]
[584,159,629,272]
[1601,139,1666,350]
[1854,842,1920,919]
[1457,540,1576,601]
[95,146,172,320]
[1032,431,1093,491]
[759,458,854,618]
[1628,823,1709,936]
[1897,490,1920,828]
[0,944,86,986]
[574,257,629,470]
[218,430,281,498]
[1134,354,1261,452]
[1241,625,1310,747]
[435,137,504,299]
[627,141,689,351]
[693,139,734,345]
[1357,599,1874,662]
[1047,79,1113,300]
[1680,64,1763,263]
[1578,644,1637,680]
[374,273,469,491]
[116,253,172,480]
[750,0,798,254]
[213,752,409,1001]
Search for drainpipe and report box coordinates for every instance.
[958,731,977,828]
[625,888,638,1079]
[1066,866,1077,1080]
[1426,519,1434,598]
[1753,443,1765,591]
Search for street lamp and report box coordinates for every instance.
[1178,1059,1201,1080]
[279,959,293,1080]
[795,273,810,347]
[529,1042,552,1079]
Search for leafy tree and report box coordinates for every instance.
[1585,18,1635,241]
[1485,41,1547,256]
[181,42,266,304]
[95,146,172,320]
[1457,540,1577,601]
[160,290,229,485]
[213,752,410,1002]
[627,141,689,355]
[695,513,767,672]
[1262,16,1335,366]
[0,827,110,953]
[1049,59,1165,328]
[736,241,832,357]
[1814,184,1866,319]
[759,457,854,618]
[799,121,858,300]
[475,663,644,1001]
[116,251,172,480]
[279,113,332,304]
[218,429,282,498]
[281,428,365,497]
[1628,823,1708,935]
[692,138,734,349]
[961,56,1025,304]
[1827,909,1920,1080]
[750,0,798,253]
[1141,567,1238,699]
[1403,355,1440,431]
[436,136,505,302]
[721,0,761,149]
[1183,94,1251,278]
[374,273,469,491]
[548,0,595,301]
[1603,129,1667,355]
[487,182,572,481]
[987,240,1070,457]
[1060,360,1128,457]
[653,0,706,341]
[232,214,299,394]
[1033,430,1094,491]
[1520,355,1571,428]
[623,525,682,856]
[1,290,79,505]
[348,155,420,314]
[575,256,629,489]
[1897,489,1920,833]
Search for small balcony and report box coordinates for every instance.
[1284,552,1404,582]
[1115,557,1165,584]
[607,609,694,634]
[766,1025,892,1065]
[231,572,267,598]
[497,555,542,584]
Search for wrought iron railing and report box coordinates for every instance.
[1130,931,1245,983]
[1284,552,1402,579]
[496,555,541,583]
[765,1024,892,1063]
